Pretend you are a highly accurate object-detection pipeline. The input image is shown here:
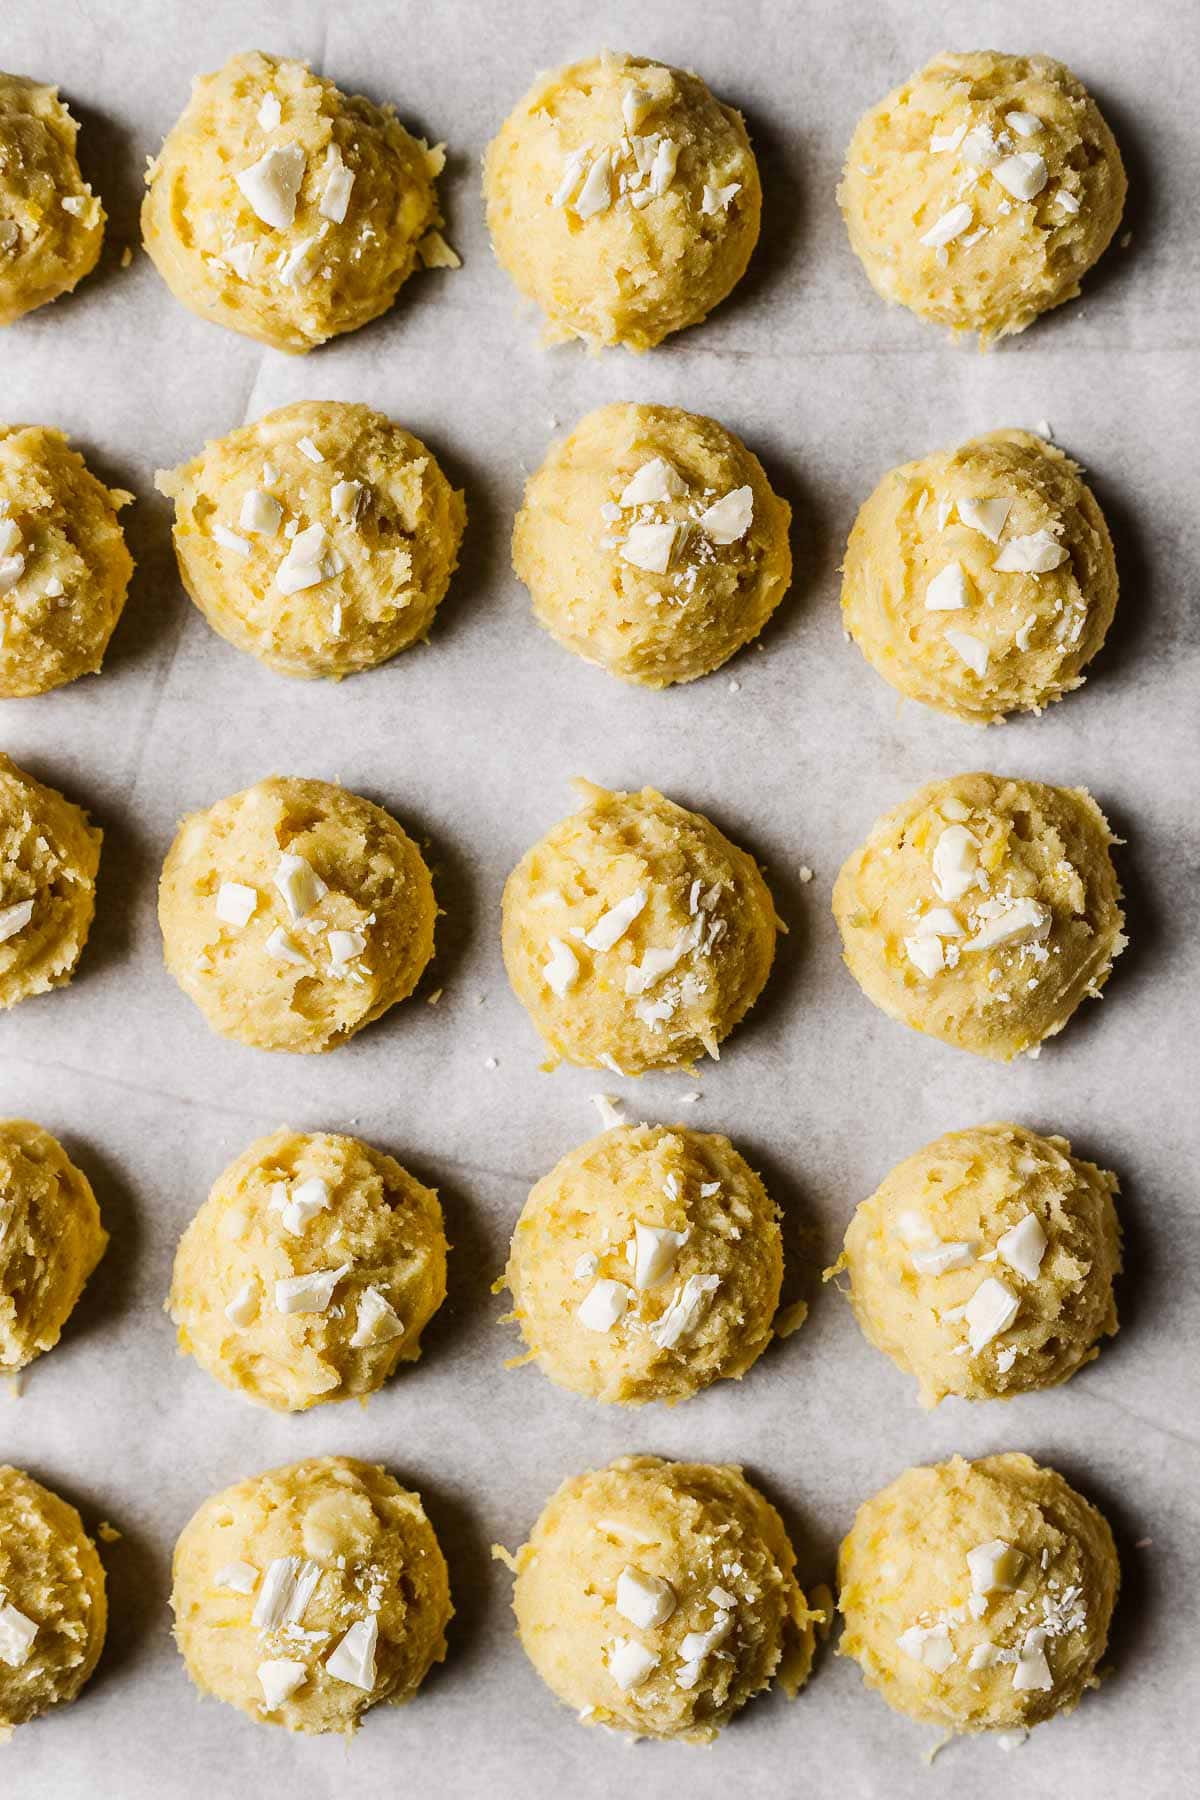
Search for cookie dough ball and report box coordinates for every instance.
[508,1456,817,1742]
[156,401,465,680]
[831,1124,1120,1407]
[170,1128,447,1412]
[0,1121,107,1375]
[504,1124,783,1406]
[502,781,777,1073]
[142,51,449,354]
[0,75,104,327]
[838,1453,1118,1732]
[158,775,436,1054]
[0,1466,106,1739]
[839,52,1125,344]
[842,430,1117,724]
[485,50,761,351]
[833,774,1125,1060]
[0,754,101,1011]
[513,403,791,688]
[171,1456,452,1735]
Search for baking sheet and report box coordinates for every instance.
[2,0,1198,1793]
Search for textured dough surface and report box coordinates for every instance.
[504,1124,784,1405]
[842,430,1116,723]
[157,400,465,679]
[0,424,133,697]
[509,1455,817,1741]
[0,1121,107,1374]
[142,50,447,353]
[158,775,436,1054]
[513,403,791,687]
[830,1123,1120,1406]
[0,1465,106,1738]
[502,781,777,1073]
[170,1127,447,1412]
[485,50,760,351]
[0,74,103,326]
[0,753,101,1011]
[839,51,1125,343]
[832,773,1125,1060]
[171,1456,452,1735]
[838,1453,1118,1732]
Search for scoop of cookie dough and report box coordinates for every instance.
[507,1455,818,1742]
[484,50,761,351]
[502,780,778,1073]
[158,775,436,1054]
[838,1452,1119,1733]
[504,1124,784,1406]
[171,1456,452,1735]
[170,1127,447,1412]
[0,1465,107,1739]
[142,50,450,354]
[0,74,104,327]
[830,1123,1120,1406]
[842,430,1117,723]
[832,773,1125,1060]
[513,403,791,687]
[0,753,101,1011]
[839,51,1126,344]
[0,1121,107,1375]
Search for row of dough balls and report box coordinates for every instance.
[1,49,1126,352]
[1,1448,1120,1744]
[0,760,1126,1064]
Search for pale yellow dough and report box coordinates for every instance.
[833,773,1125,1060]
[171,1457,452,1735]
[830,1124,1120,1406]
[0,74,104,326]
[513,403,791,687]
[838,1453,1118,1733]
[142,51,449,353]
[842,430,1117,723]
[170,1128,447,1412]
[502,781,777,1073]
[507,1455,818,1742]
[839,51,1125,344]
[0,753,101,1011]
[484,50,761,351]
[158,775,436,1054]
[0,1465,106,1740]
[504,1124,784,1406]
[157,401,465,679]
[0,1121,107,1374]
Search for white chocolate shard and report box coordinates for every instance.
[326,1615,378,1689]
[542,936,579,996]
[957,497,1013,543]
[993,152,1048,201]
[630,1221,689,1290]
[698,486,753,544]
[619,458,686,507]
[216,880,257,927]
[349,1285,404,1348]
[258,1659,306,1709]
[994,530,1069,574]
[616,1566,676,1630]
[577,1278,630,1333]
[897,1621,956,1671]
[608,1638,658,1690]
[926,561,971,611]
[997,1212,1049,1280]
[273,1263,350,1315]
[932,825,979,902]
[965,1275,1021,1352]
[583,888,647,950]
[920,202,973,247]
[236,144,306,229]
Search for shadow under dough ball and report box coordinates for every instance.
[0,753,101,1011]
[0,72,104,326]
[0,1465,107,1739]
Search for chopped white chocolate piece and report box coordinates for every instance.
[0,898,35,943]
[926,561,971,611]
[239,488,282,535]
[920,202,973,247]
[265,925,306,965]
[257,93,282,132]
[216,880,257,927]
[916,905,964,939]
[330,478,363,521]
[216,1560,259,1594]
[904,934,945,978]
[252,1556,322,1631]
[964,896,1051,952]
[297,436,324,463]
[326,1615,378,1689]
[1005,112,1042,138]
[961,125,1001,169]
[619,458,686,507]
[328,928,367,967]
[591,1094,625,1130]
[621,521,679,574]
[698,485,753,544]
[930,122,967,153]
[608,1638,659,1690]
[994,530,1069,574]
[912,1240,975,1275]
[0,1601,38,1668]
[957,496,1013,543]
[349,1285,404,1348]
[273,853,328,922]
[273,1263,351,1315]
[271,1176,330,1236]
[573,1252,599,1282]
[224,1280,258,1328]
[993,152,1048,201]
[1055,189,1081,214]
[965,1276,1021,1352]
[276,522,337,594]
[648,138,679,197]
[318,146,355,223]
[542,935,579,996]
[996,1212,1048,1281]
[622,86,655,131]
[1012,1627,1053,1691]
[897,1621,956,1671]
[552,148,589,208]
[577,1278,630,1333]
[630,1221,689,1290]
[258,1659,306,1709]
[573,149,613,219]
[701,181,741,214]
[278,235,321,288]
[944,627,989,677]
[679,1610,733,1664]
[967,1538,1025,1595]
[616,1566,676,1630]
[212,522,251,558]
[235,144,306,229]
[583,888,647,950]
[649,1273,719,1349]
[968,1642,1001,1670]
[932,824,979,901]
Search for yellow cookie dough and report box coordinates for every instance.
[158,775,436,1054]
[506,1455,818,1742]
[484,50,761,351]
[839,51,1126,344]
[504,1124,784,1406]
[0,753,101,1010]
[171,1456,452,1735]
[842,430,1117,723]
[829,1124,1120,1407]
[0,424,134,697]
[156,400,465,680]
[0,74,104,327]
[838,1453,1119,1733]
[502,780,778,1073]
[0,1121,107,1375]
[170,1127,447,1412]
[0,1465,106,1740]
[142,50,450,354]
[833,773,1125,1060]
[513,403,791,687]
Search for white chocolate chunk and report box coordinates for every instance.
[573,149,614,219]
[993,152,1048,201]
[912,1241,975,1275]
[964,896,1051,952]
[619,457,686,507]
[265,926,306,965]
[542,935,579,996]
[258,1659,306,1709]
[698,485,753,544]
[701,180,741,214]
[240,488,282,535]
[680,1610,733,1664]
[552,148,589,208]
[0,518,21,557]
[965,1275,1021,1352]
[967,1538,1025,1595]
[616,1566,676,1630]
[916,906,964,939]
[221,240,256,280]
[213,1559,259,1596]
[274,1263,351,1315]
[904,934,944,978]
[216,880,257,927]
[997,1212,1048,1281]
[0,1601,38,1668]
[631,1221,688,1290]
[957,496,1013,543]
[573,1252,599,1282]
[968,1642,1001,1670]
[961,126,1001,169]
[257,93,282,132]
[330,478,363,521]
[0,553,24,594]
[224,1280,258,1328]
[621,521,679,573]
[649,1273,719,1349]
[1012,1627,1053,1691]
[944,627,989,677]
[577,1278,630,1333]
[608,1638,659,1690]
[932,825,979,902]
[0,898,35,943]
[897,1622,956,1671]
[212,522,251,558]
[327,928,367,967]
[271,1176,330,1236]
[235,144,306,229]
[253,1557,322,1631]
[926,561,971,611]
[1005,112,1042,138]
[349,1284,404,1348]
[591,1094,625,1130]
[276,522,337,594]
[278,235,321,288]
[930,122,967,153]
[625,922,700,995]
[994,530,1069,574]
[1055,189,1081,214]
[297,436,324,463]
[318,146,355,223]
[622,86,655,131]
[648,138,679,197]
[584,887,647,950]
[273,853,328,922]
[326,1615,378,1689]
[920,202,973,247]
